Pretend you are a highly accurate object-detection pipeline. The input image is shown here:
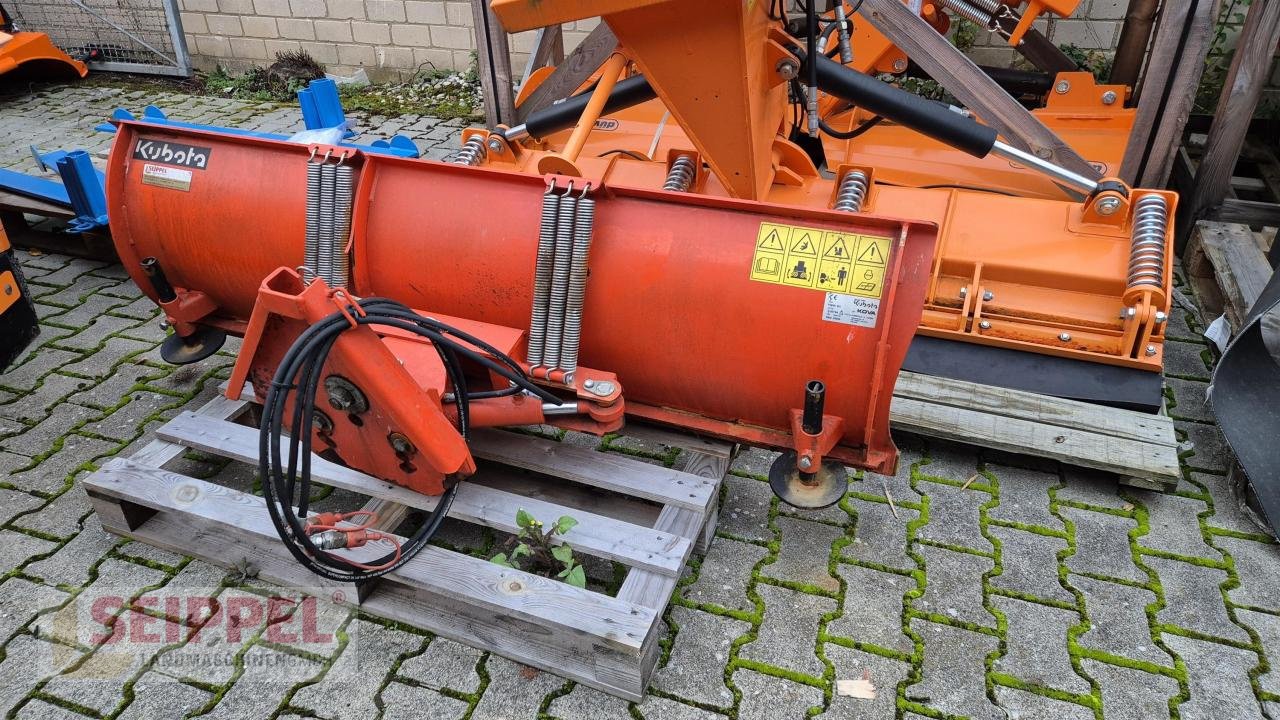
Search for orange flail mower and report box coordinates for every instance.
[105,0,1175,578]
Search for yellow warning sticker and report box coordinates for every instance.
[749,223,891,300]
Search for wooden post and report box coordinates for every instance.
[1109,0,1160,88]
[471,0,517,128]
[1118,0,1218,188]
[860,0,1100,184]
[1180,0,1280,244]
[521,24,565,86]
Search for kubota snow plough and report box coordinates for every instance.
[103,0,1174,579]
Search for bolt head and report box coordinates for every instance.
[892,58,907,72]
[798,456,814,470]
[1055,80,1070,94]
[982,290,994,301]
[487,138,504,153]
[1035,147,1053,160]
[389,433,414,454]
[2,284,11,296]
[959,286,968,298]
[583,379,595,389]
[1145,344,1157,356]
[775,59,799,80]
[1101,90,1117,105]
[589,380,616,396]
[1154,311,1167,324]
[1059,332,1072,342]
[328,387,354,411]
[979,320,991,330]
[1096,197,1121,215]
[1120,306,1136,319]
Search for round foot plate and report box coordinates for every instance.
[768,451,848,509]
[160,326,227,365]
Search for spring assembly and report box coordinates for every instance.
[330,163,354,288]
[526,185,561,367]
[450,135,488,166]
[833,170,869,213]
[939,0,995,26]
[543,190,578,369]
[303,160,322,277]
[559,189,596,376]
[316,162,336,286]
[1127,195,1168,291]
[663,155,697,192]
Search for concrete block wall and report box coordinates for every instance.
[960,0,1127,68]
[178,0,597,81]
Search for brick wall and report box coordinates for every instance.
[178,0,597,81]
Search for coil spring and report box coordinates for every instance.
[303,161,322,277]
[1127,195,1168,290]
[450,135,487,166]
[316,163,336,286]
[543,193,578,369]
[527,189,561,367]
[559,193,595,375]
[663,155,697,192]
[330,163,354,289]
[939,0,994,26]
[834,170,869,213]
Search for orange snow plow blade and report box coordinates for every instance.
[0,31,88,80]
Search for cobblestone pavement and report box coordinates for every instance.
[2,82,1280,719]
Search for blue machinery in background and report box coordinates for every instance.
[0,148,109,232]
[0,78,420,234]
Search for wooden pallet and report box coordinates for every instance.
[1184,220,1276,334]
[891,371,1181,491]
[82,388,732,701]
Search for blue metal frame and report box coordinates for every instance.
[298,78,355,137]
[0,147,109,233]
[96,105,421,159]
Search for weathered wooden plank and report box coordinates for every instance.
[521,24,566,85]
[472,0,517,128]
[128,392,251,469]
[1209,198,1280,227]
[892,371,1174,446]
[92,490,648,700]
[1190,221,1275,331]
[470,428,717,512]
[617,449,732,613]
[888,394,1180,485]
[860,0,1099,183]
[85,459,657,652]
[156,412,692,576]
[1119,0,1194,184]
[1182,0,1280,229]
[1137,0,1218,189]
[516,22,618,123]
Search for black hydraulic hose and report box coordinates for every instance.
[820,114,883,140]
[258,297,555,582]
[798,48,998,158]
[523,74,657,141]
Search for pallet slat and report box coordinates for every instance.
[469,428,717,512]
[157,412,693,577]
[890,371,1180,487]
[86,458,657,651]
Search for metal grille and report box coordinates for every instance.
[3,0,191,76]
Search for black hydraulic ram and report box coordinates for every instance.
[799,49,1099,195]
[505,75,657,142]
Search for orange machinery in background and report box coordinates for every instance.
[0,4,88,81]
[103,0,1174,577]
